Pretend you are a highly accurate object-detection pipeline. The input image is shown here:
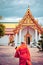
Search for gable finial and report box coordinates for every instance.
[28,5,29,9]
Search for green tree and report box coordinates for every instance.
[0,16,3,20]
[38,34,43,51]
[0,24,5,38]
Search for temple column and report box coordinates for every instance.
[15,34,18,46]
[35,29,38,42]
[19,30,21,44]
[39,33,41,40]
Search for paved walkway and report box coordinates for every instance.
[0,46,43,65]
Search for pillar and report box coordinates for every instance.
[35,29,38,42]
[39,33,41,40]
[19,30,21,44]
[15,34,18,46]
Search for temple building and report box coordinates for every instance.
[0,8,43,46]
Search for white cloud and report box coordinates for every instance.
[35,17,43,26]
[0,17,43,26]
[15,0,36,5]
[17,0,36,5]
[0,17,22,22]
[9,0,36,6]
[37,17,43,25]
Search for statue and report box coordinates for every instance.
[8,34,15,46]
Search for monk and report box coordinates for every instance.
[14,42,32,65]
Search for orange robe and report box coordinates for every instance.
[14,43,32,65]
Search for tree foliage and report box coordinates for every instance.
[0,16,3,20]
[0,24,5,38]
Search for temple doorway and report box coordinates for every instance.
[27,37,30,44]
[26,36,30,45]
[24,33,32,45]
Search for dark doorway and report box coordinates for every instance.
[27,37,30,44]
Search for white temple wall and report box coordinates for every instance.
[29,28,35,42]
[0,27,39,46]
[21,28,27,42]
[0,35,9,45]
[21,27,35,43]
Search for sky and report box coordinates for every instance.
[0,0,43,25]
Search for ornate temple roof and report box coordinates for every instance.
[13,8,43,34]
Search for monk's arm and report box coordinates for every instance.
[14,47,20,58]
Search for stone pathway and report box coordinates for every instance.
[0,46,43,65]
[30,47,43,65]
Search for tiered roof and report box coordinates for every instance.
[13,8,43,35]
